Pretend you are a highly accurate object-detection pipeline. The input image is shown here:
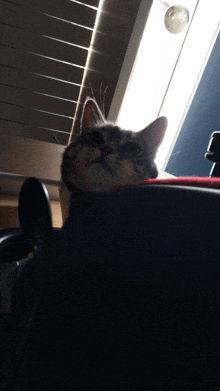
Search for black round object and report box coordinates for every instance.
[18,178,52,247]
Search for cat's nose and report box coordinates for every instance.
[101,146,114,157]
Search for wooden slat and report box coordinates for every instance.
[0,3,92,47]
[1,46,84,84]
[0,66,81,102]
[1,85,77,118]
[0,102,73,132]
[1,25,88,67]
[0,119,69,144]
[4,0,97,29]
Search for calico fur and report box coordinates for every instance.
[61,98,167,192]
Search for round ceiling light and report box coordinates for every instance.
[165,5,189,34]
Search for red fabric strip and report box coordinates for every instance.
[112,177,220,191]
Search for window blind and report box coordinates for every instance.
[0,0,99,145]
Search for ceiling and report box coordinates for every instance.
[1,0,153,200]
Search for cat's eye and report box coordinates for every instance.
[120,142,142,156]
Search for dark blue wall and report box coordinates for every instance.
[166,33,220,176]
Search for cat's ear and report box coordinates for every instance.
[137,116,168,157]
[81,98,105,133]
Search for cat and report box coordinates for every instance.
[61,98,168,193]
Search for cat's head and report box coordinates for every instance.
[61,98,167,192]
